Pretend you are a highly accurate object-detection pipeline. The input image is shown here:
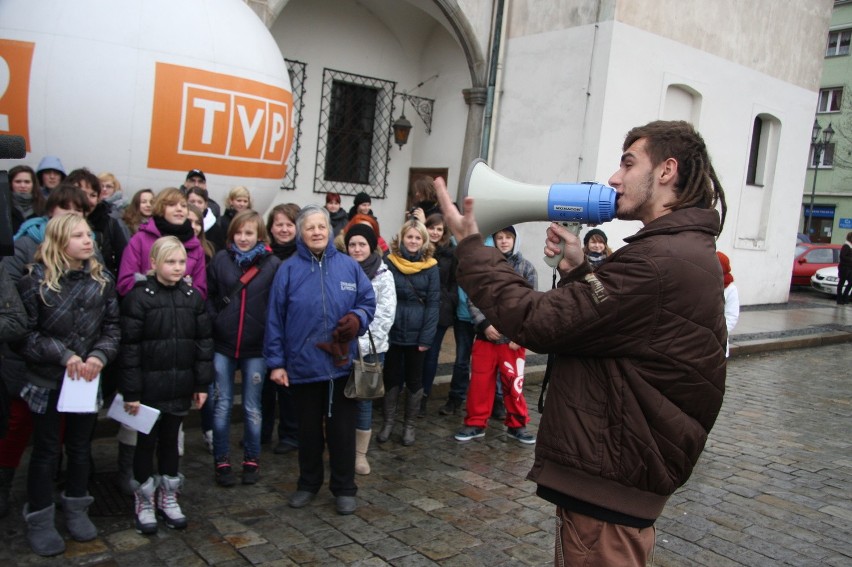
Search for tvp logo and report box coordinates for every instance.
[148,62,294,179]
[0,39,35,152]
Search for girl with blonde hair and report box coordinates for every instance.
[377,219,439,446]
[119,236,213,534]
[17,214,120,556]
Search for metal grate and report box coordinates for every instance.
[281,59,307,191]
[314,68,396,200]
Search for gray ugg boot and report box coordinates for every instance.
[130,477,158,535]
[115,442,135,496]
[376,386,399,443]
[0,467,15,518]
[61,492,98,541]
[156,474,187,529]
[402,389,424,446]
[23,503,65,556]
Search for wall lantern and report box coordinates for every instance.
[392,100,413,149]
[392,82,436,150]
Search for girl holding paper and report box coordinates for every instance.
[118,236,213,534]
[16,214,120,557]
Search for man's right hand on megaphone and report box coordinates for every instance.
[545,222,585,276]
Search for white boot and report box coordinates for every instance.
[131,477,158,535]
[355,429,371,475]
[156,474,187,529]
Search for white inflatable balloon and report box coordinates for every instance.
[0,0,294,210]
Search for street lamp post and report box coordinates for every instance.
[806,119,835,238]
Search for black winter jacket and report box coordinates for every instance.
[433,243,458,328]
[386,256,440,348]
[17,263,120,390]
[119,276,213,413]
[207,249,280,359]
[87,201,130,277]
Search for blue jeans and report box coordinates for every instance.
[213,354,265,460]
[448,320,475,402]
[421,325,449,397]
[356,352,385,431]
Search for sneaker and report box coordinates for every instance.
[507,427,536,445]
[439,398,461,416]
[242,459,259,485]
[454,426,486,442]
[202,430,214,454]
[214,457,236,487]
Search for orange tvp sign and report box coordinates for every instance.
[0,39,35,152]
[148,62,294,179]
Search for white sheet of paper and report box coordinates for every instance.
[56,371,100,413]
[106,393,160,435]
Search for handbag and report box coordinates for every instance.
[344,331,385,400]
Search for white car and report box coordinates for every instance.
[810,266,839,296]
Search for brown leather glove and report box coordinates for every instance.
[334,313,360,343]
[316,341,351,367]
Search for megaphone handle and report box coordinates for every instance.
[543,222,582,268]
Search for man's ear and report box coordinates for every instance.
[658,157,679,187]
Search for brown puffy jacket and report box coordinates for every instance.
[455,208,726,522]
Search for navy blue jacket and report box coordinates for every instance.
[387,257,440,348]
[207,249,281,359]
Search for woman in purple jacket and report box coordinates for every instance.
[117,188,207,299]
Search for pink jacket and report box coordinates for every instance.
[116,219,208,298]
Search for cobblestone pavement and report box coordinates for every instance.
[1,343,850,566]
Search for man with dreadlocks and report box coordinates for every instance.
[435,120,727,566]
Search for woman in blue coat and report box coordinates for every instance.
[264,204,375,515]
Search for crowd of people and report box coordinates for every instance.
[3,119,736,565]
[0,164,550,556]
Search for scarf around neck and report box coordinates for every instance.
[228,241,269,269]
[12,192,34,218]
[271,239,297,261]
[358,251,383,280]
[388,252,437,275]
[153,215,194,243]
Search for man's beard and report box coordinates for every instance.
[616,172,654,221]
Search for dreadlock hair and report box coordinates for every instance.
[623,120,727,231]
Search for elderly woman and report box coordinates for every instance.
[264,204,375,515]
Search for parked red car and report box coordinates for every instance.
[791,243,841,286]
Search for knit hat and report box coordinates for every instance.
[345,223,378,253]
[583,228,607,247]
[717,251,733,288]
[353,192,371,207]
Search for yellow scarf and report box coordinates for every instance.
[388,253,437,274]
